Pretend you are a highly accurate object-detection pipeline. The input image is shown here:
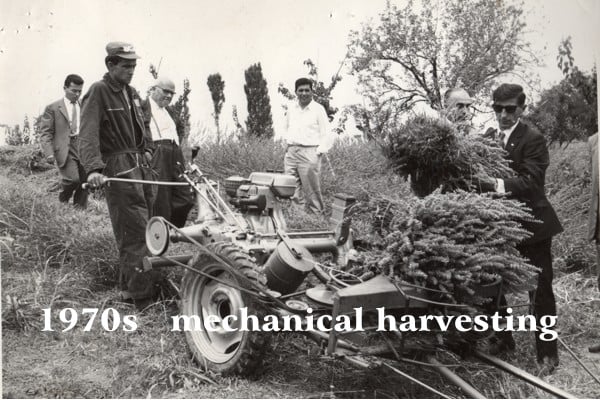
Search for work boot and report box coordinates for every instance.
[133,297,156,312]
[537,355,559,375]
[589,343,600,353]
[487,333,516,355]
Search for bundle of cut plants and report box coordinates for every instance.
[357,190,539,305]
[382,114,513,197]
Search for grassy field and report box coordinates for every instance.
[2,140,600,398]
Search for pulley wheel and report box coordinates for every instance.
[145,216,170,256]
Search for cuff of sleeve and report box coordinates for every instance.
[316,145,328,154]
[496,178,505,193]
[86,169,101,179]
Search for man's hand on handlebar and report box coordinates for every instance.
[87,172,107,189]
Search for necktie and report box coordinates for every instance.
[71,101,78,135]
[498,131,506,149]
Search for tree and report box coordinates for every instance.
[22,115,31,145]
[32,114,43,144]
[231,105,246,138]
[278,59,343,121]
[347,0,536,137]
[6,124,22,146]
[170,78,192,144]
[207,73,226,139]
[244,63,274,138]
[527,37,597,144]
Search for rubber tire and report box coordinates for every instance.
[181,242,270,377]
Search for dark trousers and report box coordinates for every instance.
[491,237,557,361]
[104,153,158,300]
[58,137,88,208]
[151,141,194,228]
[518,237,558,361]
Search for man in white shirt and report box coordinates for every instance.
[283,78,333,214]
[142,77,194,227]
[40,74,88,208]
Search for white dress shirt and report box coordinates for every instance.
[63,97,80,135]
[496,119,520,193]
[283,100,333,154]
[148,97,179,144]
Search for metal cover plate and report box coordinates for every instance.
[306,285,335,306]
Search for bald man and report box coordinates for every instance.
[442,88,475,135]
[142,77,194,227]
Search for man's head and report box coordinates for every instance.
[443,88,474,123]
[104,42,140,85]
[295,77,313,107]
[492,83,526,130]
[150,77,176,108]
[63,74,84,103]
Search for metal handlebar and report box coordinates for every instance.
[82,177,190,190]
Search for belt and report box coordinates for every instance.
[103,149,143,157]
[154,139,178,145]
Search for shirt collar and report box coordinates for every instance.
[64,97,77,106]
[149,96,164,110]
[501,118,520,145]
[103,72,126,92]
[296,99,313,110]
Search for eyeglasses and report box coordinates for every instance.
[455,103,472,109]
[297,89,312,94]
[492,104,519,114]
[158,87,175,96]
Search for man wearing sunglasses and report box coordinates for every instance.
[142,77,194,228]
[480,83,563,373]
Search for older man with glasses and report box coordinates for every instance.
[442,87,475,135]
[479,83,563,373]
[142,77,194,228]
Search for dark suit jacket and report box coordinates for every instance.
[39,98,77,168]
[485,122,563,244]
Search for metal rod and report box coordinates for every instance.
[82,177,190,189]
[188,165,246,229]
[558,336,600,386]
[381,362,451,399]
[474,350,577,399]
[303,330,360,352]
[257,231,335,238]
[143,254,193,270]
[425,355,486,399]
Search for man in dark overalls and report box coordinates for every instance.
[79,42,158,309]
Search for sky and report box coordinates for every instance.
[0,0,598,141]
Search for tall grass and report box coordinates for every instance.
[546,141,595,273]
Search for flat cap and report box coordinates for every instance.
[105,41,140,59]
[154,77,176,94]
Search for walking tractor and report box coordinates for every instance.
[141,164,578,398]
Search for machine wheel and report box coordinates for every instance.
[181,242,270,377]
